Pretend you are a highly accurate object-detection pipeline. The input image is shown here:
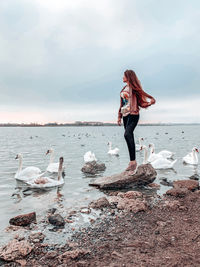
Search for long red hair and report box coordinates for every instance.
[124,70,155,108]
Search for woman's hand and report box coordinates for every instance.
[117,118,121,126]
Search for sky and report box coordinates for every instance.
[0,0,200,123]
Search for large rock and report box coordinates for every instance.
[173,180,199,191]
[9,212,36,227]
[0,239,32,261]
[81,161,106,175]
[108,191,147,213]
[89,164,156,189]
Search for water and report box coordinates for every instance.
[0,125,199,245]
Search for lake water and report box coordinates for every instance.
[0,125,199,245]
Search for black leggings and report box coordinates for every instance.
[123,113,140,161]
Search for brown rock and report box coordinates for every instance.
[163,200,180,210]
[81,161,106,174]
[9,212,36,227]
[165,187,189,197]
[148,183,160,189]
[89,164,157,189]
[89,197,110,209]
[58,249,90,263]
[173,180,199,191]
[28,232,45,243]
[117,198,147,213]
[123,191,143,199]
[0,239,32,261]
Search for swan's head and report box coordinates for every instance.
[140,145,147,151]
[46,148,53,155]
[107,141,112,146]
[59,157,64,164]
[192,147,199,153]
[139,137,144,141]
[15,153,22,160]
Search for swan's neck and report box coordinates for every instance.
[49,151,54,164]
[192,150,198,161]
[58,165,62,181]
[18,157,23,173]
[143,148,148,164]
[149,147,154,154]
[109,143,112,150]
[139,138,143,146]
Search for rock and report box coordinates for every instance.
[163,200,181,210]
[48,214,65,227]
[165,187,189,197]
[28,232,45,243]
[189,174,200,180]
[89,197,110,209]
[89,164,156,189]
[0,239,32,261]
[117,198,147,213]
[148,183,160,189]
[160,178,173,187]
[80,207,91,214]
[58,249,90,263]
[119,191,143,199]
[109,191,147,213]
[81,161,106,174]
[173,180,199,191]
[9,212,36,227]
[15,259,27,266]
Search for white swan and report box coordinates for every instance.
[141,145,177,169]
[107,141,119,155]
[46,148,64,173]
[26,157,64,189]
[136,137,144,151]
[183,147,199,165]
[149,143,175,159]
[15,154,42,182]
[84,151,97,163]
[147,144,164,163]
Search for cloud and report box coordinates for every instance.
[0,0,199,122]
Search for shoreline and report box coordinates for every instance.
[1,179,200,266]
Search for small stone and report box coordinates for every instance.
[89,197,110,209]
[165,188,189,197]
[48,214,65,227]
[148,183,160,189]
[9,212,36,227]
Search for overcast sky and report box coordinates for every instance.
[0,0,200,123]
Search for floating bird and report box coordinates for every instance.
[46,148,65,173]
[107,141,119,155]
[182,147,199,165]
[15,154,42,182]
[26,157,64,189]
[84,151,97,163]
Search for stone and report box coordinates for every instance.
[48,214,65,227]
[173,180,199,191]
[89,164,157,189]
[165,188,189,198]
[109,191,147,213]
[0,239,32,261]
[58,249,90,263]
[28,232,45,243]
[9,212,36,227]
[89,197,110,209]
[148,183,160,189]
[80,207,91,214]
[81,161,106,174]
[163,200,180,210]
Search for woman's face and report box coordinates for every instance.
[123,74,128,83]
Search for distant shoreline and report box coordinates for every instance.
[0,122,199,127]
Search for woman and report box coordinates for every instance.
[117,69,156,174]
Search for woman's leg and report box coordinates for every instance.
[124,114,140,162]
[122,115,128,130]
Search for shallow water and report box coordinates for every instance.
[0,125,199,244]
